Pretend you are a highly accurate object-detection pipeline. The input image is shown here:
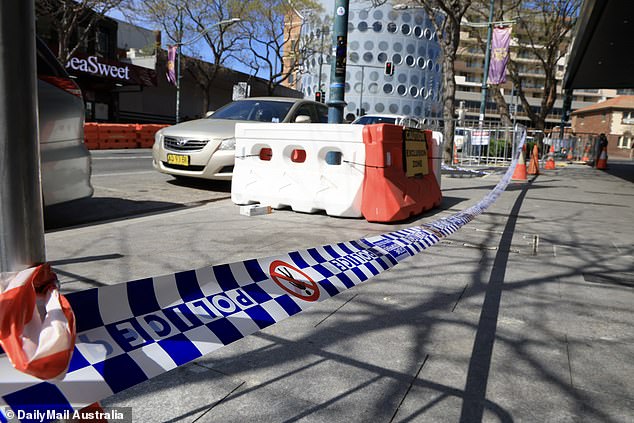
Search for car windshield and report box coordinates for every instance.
[353,116,397,125]
[208,100,294,122]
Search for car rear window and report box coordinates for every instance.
[353,116,397,125]
[210,100,294,122]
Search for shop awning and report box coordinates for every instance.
[563,0,634,89]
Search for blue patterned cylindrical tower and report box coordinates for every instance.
[300,1,444,124]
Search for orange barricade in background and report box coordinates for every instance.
[361,124,442,223]
[136,124,169,148]
[97,123,138,149]
[83,123,169,149]
[83,122,100,150]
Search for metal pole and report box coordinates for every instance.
[327,0,349,124]
[0,0,46,272]
[318,26,324,91]
[175,8,182,124]
[359,65,364,116]
[478,0,495,127]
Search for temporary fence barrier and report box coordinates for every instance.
[136,124,169,149]
[83,123,100,150]
[361,125,442,222]
[431,131,443,188]
[450,120,516,167]
[232,123,367,217]
[232,123,444,222]
[97,124,137,149]
[82,124,169,150]
[0,126,527,422]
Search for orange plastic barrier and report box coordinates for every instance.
[361,124,442,223]
[136,124,169,148]
[83,123,169,149]
[83,123,100,150]
[98,124,138,149]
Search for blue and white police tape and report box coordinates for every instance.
[0,128,526,421]
[442,163,490,176]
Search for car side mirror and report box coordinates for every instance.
[295,115,311,123]
[205,110,215,118]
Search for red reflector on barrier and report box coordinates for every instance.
[291,149,306,163]
[259,147,273,161]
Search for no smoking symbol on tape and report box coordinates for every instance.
[269,260,320,302]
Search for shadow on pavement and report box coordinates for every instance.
[458,179,531,421]
[44,197,186,230]
[167,177,232,193]
[602,159,634,183]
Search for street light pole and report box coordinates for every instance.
[174,16,241,124]
[318,26,325,91]
[327,0,350,124]
[478,0,495,127]
[359,65,364,116]
[176,8,183,124]
[0,0,46,272]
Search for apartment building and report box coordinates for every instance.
[454,16,621,130]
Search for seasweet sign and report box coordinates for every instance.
[66,55,131,81]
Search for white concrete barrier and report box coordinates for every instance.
[432,131,444,188]
[232,123,366,217]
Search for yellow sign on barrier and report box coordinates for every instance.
[404,128,429,177]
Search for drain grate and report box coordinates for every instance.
[583,273,634,288]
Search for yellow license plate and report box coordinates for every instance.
[167,154,189,166]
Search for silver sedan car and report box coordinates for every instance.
[153,97,328,180]
[37,38,93,206]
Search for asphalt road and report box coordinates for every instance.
[44,149,232,230]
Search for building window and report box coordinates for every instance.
[623,111,634,124]
[601,112,607,122]
[96,28,109,58]
[618,132,632,148]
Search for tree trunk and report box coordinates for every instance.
[442,53,457,164]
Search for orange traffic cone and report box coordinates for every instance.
[544,145,556,170]
[453,143,459,164]
[596,146,608,169]
[512,145,528,182]
[581,144,590,162]
[528,144,539,175]
[566,148,573,161]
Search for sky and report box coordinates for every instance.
[107,8,261,77]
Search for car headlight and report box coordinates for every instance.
[155,130,163,144]
[218,137,236,150]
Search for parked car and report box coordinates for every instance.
[37,38,94,206]
[351,114,423,128]
[153,97,328,181]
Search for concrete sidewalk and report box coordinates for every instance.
[47,162,634,422]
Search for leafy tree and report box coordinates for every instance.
[239,0,323,95]
[124,0,247,113]
[36,0,125,63]
[378,0,473,163]
[469,0,580,136]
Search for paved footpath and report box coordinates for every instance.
[47,160,634,422]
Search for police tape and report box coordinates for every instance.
[0,127,526,421]
[441,163,490,176]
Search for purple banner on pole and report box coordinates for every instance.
[166,45,177,85]
[488,26,511,85]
